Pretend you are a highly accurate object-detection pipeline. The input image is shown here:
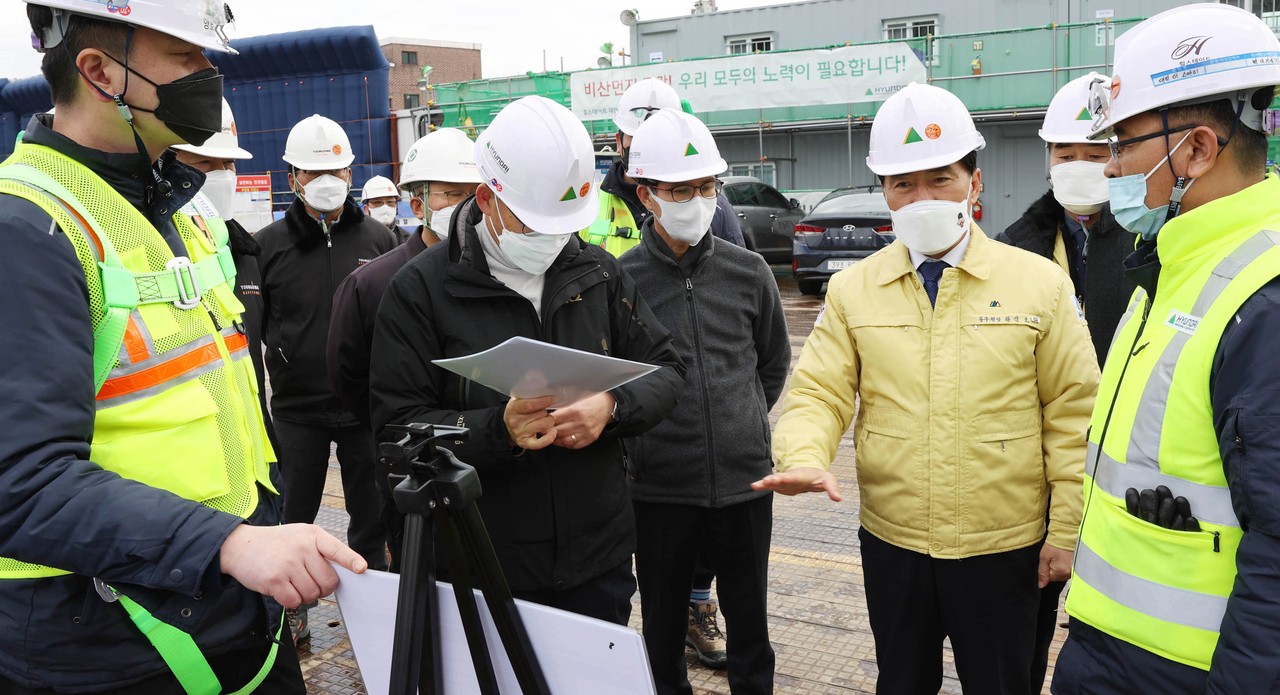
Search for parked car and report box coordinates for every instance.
[792,186,894,295]
[721,176,805,264]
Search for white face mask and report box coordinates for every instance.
[890,197,972,256]
[200,169,236,220]
[649,191,715,245]
[299,174,349,213]
[430,203,457,240]
[1050,161,1109,216]
[485,203,569,275]
[369,205,397,226]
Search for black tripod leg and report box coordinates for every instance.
[437,511,502,695]
[454,504,551,695]
[388,512,442,695]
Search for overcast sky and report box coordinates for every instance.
[0,0,793,82]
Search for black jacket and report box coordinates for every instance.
[257,197,398,425]
[620,221,790,507]
[227,218,276,449]
[601,159,747,248]
[369,199,685,592]
[328,229,429,429]
[1055,239,1280,694]
[997,191,1136,366]
[0,116,284,691]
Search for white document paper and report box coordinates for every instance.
[432,336,659,408]
[333,565,656,695]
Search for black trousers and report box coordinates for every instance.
[512,558,636,626]
[0,630,305,694]
[859,527,1041,695]
[1032,579,1067,692]
[274,419,387,570]
[635,496,775,695]
[691,550,715,593]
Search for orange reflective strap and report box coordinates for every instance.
[122,316,150,365]
[97,332,248,401]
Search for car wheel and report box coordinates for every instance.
[798,279,825,295]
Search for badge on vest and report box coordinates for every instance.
[1166,309,1201,336]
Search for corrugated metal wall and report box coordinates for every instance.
[210,26,392,211]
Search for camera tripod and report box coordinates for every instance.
[380,423,551,695]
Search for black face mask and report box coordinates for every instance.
[620,145,631,176]
[103,54,224,147]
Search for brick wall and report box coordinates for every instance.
[382,43,481,111]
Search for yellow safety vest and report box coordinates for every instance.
[0,141,281,694]
[581,189,642,257]
[1066,176,1280,670]
[0,142,276,582]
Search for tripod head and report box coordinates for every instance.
[379,423,478,519]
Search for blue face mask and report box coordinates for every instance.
[1108,131,1195,240]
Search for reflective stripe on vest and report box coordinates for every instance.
[1085,441,1239,529]
[1127,230,1280,469]
[1073,542,1228,633]
[1067,228,1280,670]
[99,328,250,406]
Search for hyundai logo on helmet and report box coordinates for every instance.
[486,142,510,174]
[1172,36,1212,61]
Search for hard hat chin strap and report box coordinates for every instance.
[68,26,173,203]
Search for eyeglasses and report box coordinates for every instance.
[629,106,660,122]
[426,189,469,204]
[1106,123,1223,160]
[652,179,722,203]
[297,168,349,179]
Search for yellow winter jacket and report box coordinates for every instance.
[773,227,1100,558]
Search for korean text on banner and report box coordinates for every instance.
[570,43,927,121]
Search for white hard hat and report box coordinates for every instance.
[614,78,682,136]
[361,176,399,201]
[399,128,483,190]
[173,98,251,160]
[283,115,354,170]
[627,109,727,182]
[1088,3,1280,139]
[866,83,986,177]
[1040,73,1109,144]
[25,0,237,54]
[474,95,598,235]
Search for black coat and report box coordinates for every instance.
[997,190,1137,366]
[257,197,398,425]
[620,221,790,507]
[328,229,429,429]
[226,218,276,449]
[369,199,685,592]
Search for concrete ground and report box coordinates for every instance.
[296,274,1065,694]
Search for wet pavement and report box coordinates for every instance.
[297,274,1063,694]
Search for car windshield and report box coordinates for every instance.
[812,193,890,216]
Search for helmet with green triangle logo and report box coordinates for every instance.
[1039,72,1111,144]
[627,109,727,182]
[866,82,985,176]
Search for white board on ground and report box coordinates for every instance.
[332,565,656,695]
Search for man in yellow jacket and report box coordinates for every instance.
[754,82,1099,695]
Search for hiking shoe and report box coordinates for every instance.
[287,605,310,645]
[686,601,728,669]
